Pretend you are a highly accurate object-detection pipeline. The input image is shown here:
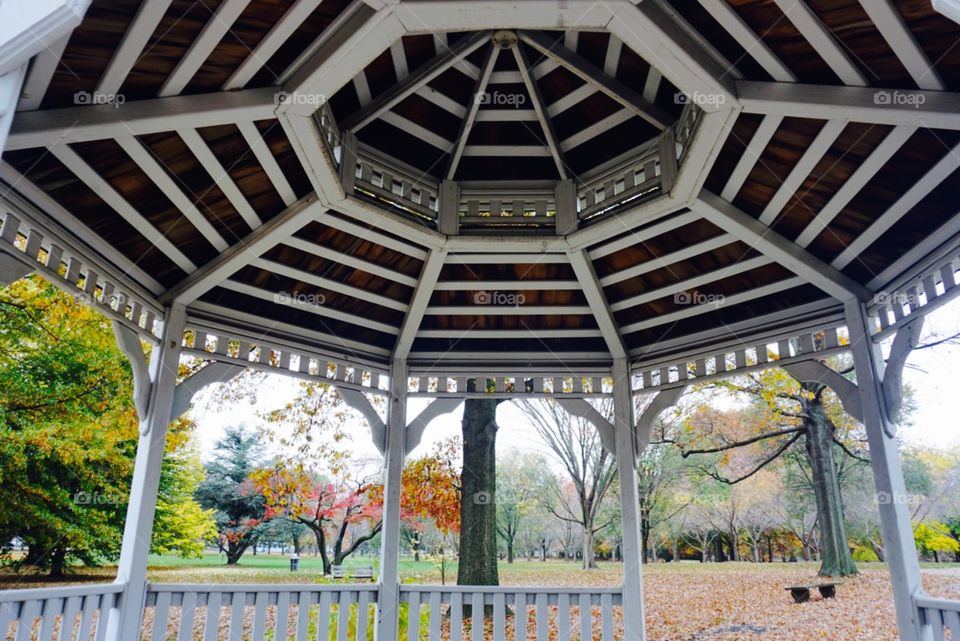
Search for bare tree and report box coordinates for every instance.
[516,399,617,569]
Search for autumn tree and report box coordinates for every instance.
[517,399,617,569]
[195,425,269,564]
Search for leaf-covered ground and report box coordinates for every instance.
[4,559,960,640]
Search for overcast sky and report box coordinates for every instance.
[188,296,960,463]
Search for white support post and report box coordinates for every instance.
[613,357,646,641]
[109,304,186,641]
[845,300,924,641]
[376,359,407,641]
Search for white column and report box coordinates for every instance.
[845,300,924,641]
[613,358,646,641]
[109,304,186,641]
[375,359,407,641]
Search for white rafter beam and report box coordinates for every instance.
[445,43,497,179]
[737,81,960,130]
[693,191,871,301]
[696,0,797,82]
[18,36,69,111]
[568,248,626,359]
[423,304,592,316]
[96,0,173,95]
[236,121,298,206]
[0,0,89,76]
[721,115,783,201]
[340,30,492,131]
[832,139,960,270]
[519,30,671,130]
[434,280,580,291]
[772,0,866,86]
[513,42,567,178]
[284,235,419,286]
[393,248,446,360]
[7,87,278,150]
[160,0,252,97]
[599,233,737,288]
[863,0,943,90]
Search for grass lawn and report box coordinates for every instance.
[3,555,960,640]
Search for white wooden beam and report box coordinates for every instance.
[446,253,569,264]
[737,81,960,130]
[389,39,409,81]
[0,64,26,155]
[423,304,592,316]
[555,398,616,456]
[160,0,252,97]
[442,42,497,179]
[757,120,846,225]
[599,233,736,288]
[393,248,446,360]
[96,0,173,96]
[114,134,230,252]
[380,110,453,152]
[312,213,427,260]
[171,361,245,420]
[276,0,372,86]
[338,386,386,453]
[513,42,567,178]
[417,86,466,118]
[588,210,701,260]
[224,0,324,90]
[635,385,686,455]
[867,209,960,291]
[620,276,807,335]
[832,140,960,270]
[416,328,603,339]
[772,0,866,86]
[277,111,345,205]
[641,68,661,104]
[568,248,625,359]
[863,0,943,90]
[339,30,492,131]
[795,125,915,248]
[236,121,298,206]
[693,191,871,301]
[8,87,278,150]
[603,34,623,77]
[462,145,552,157]
[336,195,445,251]
[50,144,196,273]
[0,0,89,76]
[161,194,322,304]
[697,0,796,82]
[560,108,632,152]
[434,280,580,291]
[519,30,671,130]
[547,83,594,118]
[392,1,615,32]
[175,128,262,230]
[721,115,782,201]
[112,321,151,420]
[474,109,537,122]
[18,36,69,111]
[284,235,419,287]
[405,398,461,455]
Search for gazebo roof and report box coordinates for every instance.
[2,0,959,395]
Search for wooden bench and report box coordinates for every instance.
[331,565,375,581]
[786,583,837,603]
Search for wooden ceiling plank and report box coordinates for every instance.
[757,119,846,225]
[160,0,252,97]
[18,36,68,111]
[720,115,783,201]
[771,0,867,86]
[313,213,427,260]
[340,30,492,132]
[513,43,567,178]
[598,233,736,288]
[284,235,419,287]
[860,0,944,90]
[519,30,671,129]
[236,121,298,206]
[176,127,263,230]
[697,0,797,82]
[114,134,230,252]
[588,210,701,260]
[694,191,870,301]
[96,0,173,96]
[832,140,960,270]
[49,144,197,273]
[795,125,915,248]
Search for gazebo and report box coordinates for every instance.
[0,0,959,640]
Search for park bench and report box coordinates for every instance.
[331,565,375,581]
[785,583,838,603]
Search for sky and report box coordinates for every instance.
[187,296,960,463]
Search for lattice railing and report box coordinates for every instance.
[916,595,960,641]
[576,143,664,223]
[181,323,389,395]
[673,102,703,167]
[632,325,849,392]
[406,373,613,398]
[314,101,342,168]
[353,148,439,225]
[458,188,556,233]
[867,252,960,340]
[0,209,162,341]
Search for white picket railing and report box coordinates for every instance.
[0,583,123,641]
[142,583,378,641]
[399,585,622,641]
[916,595,960,641]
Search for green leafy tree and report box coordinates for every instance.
[0,277,138,576]
[195,425,269,564]
[495,451,556,563]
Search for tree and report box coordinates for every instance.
[495,451,556,563]
[195,425,269,564]
[517,399,617,569]
[151,417,217,557]
[0,277,139,576]
[458,379,501,587]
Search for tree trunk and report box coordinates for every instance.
[457,382,499,594]
[49,546,67,577]
[582,528,595,569]
[506,539,514,564]
[728,526,739,561]
[803,384,858,577]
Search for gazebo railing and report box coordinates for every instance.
[0,582,122,641]
[916,595,960,641]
